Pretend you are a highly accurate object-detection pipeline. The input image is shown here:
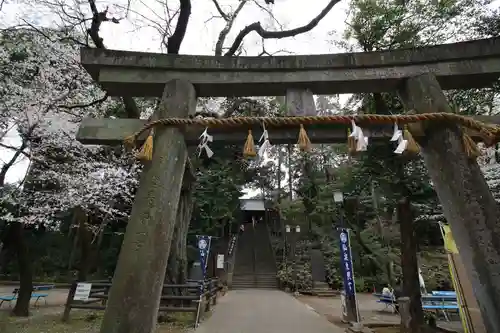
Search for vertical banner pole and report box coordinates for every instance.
[339,228,360,323]
[206,236,212,271]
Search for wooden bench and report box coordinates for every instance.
[422,291,458,321]
[0,285,55,307]
[374,290,458,320]
[373,293,398,313]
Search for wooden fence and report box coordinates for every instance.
[62,278,222,328]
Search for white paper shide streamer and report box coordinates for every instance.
[258,123,272,158]
[391,123,407,154]
[198,128,214,158]
[349,120,369,152]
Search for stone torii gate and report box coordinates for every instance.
[77,37,500,333]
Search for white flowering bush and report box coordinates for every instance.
[0,28,139,226]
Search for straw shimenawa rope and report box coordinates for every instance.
[123,113,500,161]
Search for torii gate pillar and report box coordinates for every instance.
[99,79,196,333]
[399,73,500,333]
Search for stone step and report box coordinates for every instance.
[240,286,276,289]
[233,274,276,278]
[256,280,277,285]
[233,276,276,281]
[231,285,277,289]
[299,289,340,297]
[233,281,276,286]
[233,276,277,282]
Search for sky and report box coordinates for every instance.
[0,0,351,194]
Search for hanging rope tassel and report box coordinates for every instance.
[297,124,312,152]
[136,132,154,161]
[347,128,356,155]
[123,135,136,150]
[403,125,420,154]
[243,129,257,158]
[461,130,481,159]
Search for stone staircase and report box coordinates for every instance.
[301,281,339,297]
[232,221,277,289]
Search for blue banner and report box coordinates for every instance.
[196,235,212,279]
[339,228,356,297]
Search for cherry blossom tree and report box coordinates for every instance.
[0,27,140,316]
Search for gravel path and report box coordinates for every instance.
[194,289,344,333]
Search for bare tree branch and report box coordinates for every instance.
[211,0,228,21]
[225,0,342,56]
[0,140,27,187]
[251,0,282,30]
[215,0,248,55]
[258,38,294,56]
[58,93,109,110]
[21,18,90,47]
[167,0,191,54]
[0,142,46,169]
[83,0,140,119]
[0,124,37,187]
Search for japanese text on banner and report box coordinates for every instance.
[339,229,355,296]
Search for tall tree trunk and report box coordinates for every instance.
[67,209,81,272]
[371,181,394,286]
[287,144,293,200]
[165,188,194,293]
[77,210,92,281]
[343,198,387,279]
[0,223,15,273]
[62,207,92,322]
[398,197,424,332]
[301,154,317,234]
[12,223,33,317]
[90,218,109,276]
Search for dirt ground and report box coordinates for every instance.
[0,286,465,332]
[0,311,191,333]
[0,286,200,333]
[297,293,464,333]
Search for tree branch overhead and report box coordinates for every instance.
[167,0,192,54]
[224,0,342,56]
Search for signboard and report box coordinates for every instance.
[216,254,224,269]
[73,283,92,301]
[339,228,356,297]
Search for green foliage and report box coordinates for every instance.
[190,158,245,237]
[272,0,499,292]
[341,0,491,52]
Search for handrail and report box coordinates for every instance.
[252,223,257,274]
[63,277,222,327]
[264,217,278,271]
